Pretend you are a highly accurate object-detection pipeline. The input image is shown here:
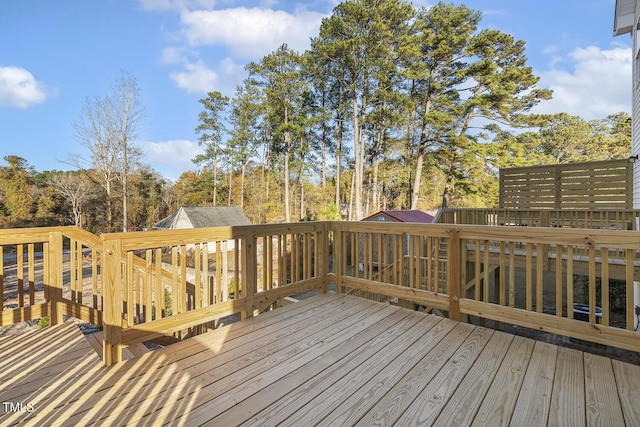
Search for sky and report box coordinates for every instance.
[0,0,632,181]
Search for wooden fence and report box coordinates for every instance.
[499,159,633,209]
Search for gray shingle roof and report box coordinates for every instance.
[154,206,251,229]
[362,210,435,223]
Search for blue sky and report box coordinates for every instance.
[0,0,632,181]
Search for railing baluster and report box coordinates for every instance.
[126,251,134,327]
[154,248,163,319]
[202,243,209,306]
[536,243,543,313]
[626,249,635,330]
[474,240,481,302]
[408,234,414,288]
[509,242,515,308]
[555,245,563,317]
[499,242,506,306]
[567,246,574,319]
[526,243,533,312]
[17,244,24,307]
[28,243,35,306]
[588,246,596,324]
[483,240,489,303]
[171,247,178,316]
[180,245,187,314]
[216,241,223,302]
[426,236,433,292]
[70,240,76,303]
[601,247,609,326]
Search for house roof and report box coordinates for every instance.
[154,206,251,230]
[362,210,435,223]
[614,0,636,36]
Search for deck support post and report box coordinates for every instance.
[242,231,257,319]
[48,231,65,325]
[102,238,123,366]
[447,228,463,322]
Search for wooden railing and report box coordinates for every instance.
[438,208,640,230]
[332,221,450,310]
[99,222,329,364]
[2,220,640,365]
[331,222,640,353]
[0,227,103,328]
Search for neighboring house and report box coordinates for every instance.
[154,206,251,252]
[614,0,640,207]
[154,206,250,230]
[361,210,435,262]
[362,210,435,224]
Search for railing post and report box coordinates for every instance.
[48,231,64,325]
[318,222,329,294]
[540,210,550,228]
[102,238,123,366]
[447,228,462,322]
[242,231,257,320]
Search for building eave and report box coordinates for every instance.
[614,0,635,36]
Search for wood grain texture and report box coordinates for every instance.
[584,353,625,426]
[548,346,585,427]
[471,335,535,427]
[612,359,640,426]
[433,331,513,427]
[0,294,637,427]
[510,341,558,426]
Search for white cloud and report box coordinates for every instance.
[161,46,188,65]
[219,57,246,91]
[168,56,247,95]
[170,60,219,93]
[0,66,48,108]
[533,46,631,119]
[179,7,325,58]
[140,139,204,180]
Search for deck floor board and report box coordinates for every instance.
[1,294,638,427]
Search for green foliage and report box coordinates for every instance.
[152,289,173,319]
[128,168,167,230]
[0,155,35,224]
[228,277,238,299]
[37,317,50,329]
[165,289,172,316]
[319,203,342,220]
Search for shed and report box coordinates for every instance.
[154,206,250,253]
[154,206,250,230]
[362,210,435,223]
[358,210,435,268]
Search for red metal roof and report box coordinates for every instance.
[362,210,435,223]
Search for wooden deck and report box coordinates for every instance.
[2,293,640,426]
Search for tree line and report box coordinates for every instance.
[0,1,631,230]
[181,0,630,222]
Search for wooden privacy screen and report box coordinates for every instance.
[499,159,633,209]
